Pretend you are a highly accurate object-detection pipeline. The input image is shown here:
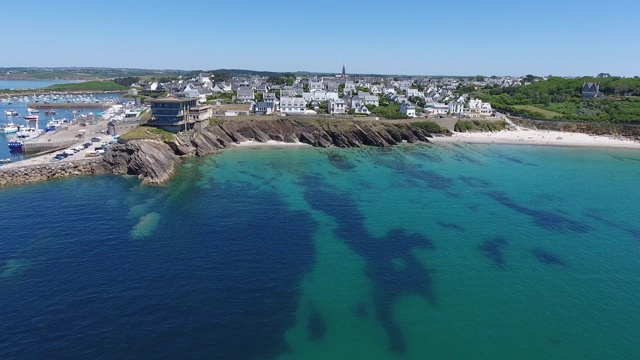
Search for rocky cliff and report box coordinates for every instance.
[1,118,450,187]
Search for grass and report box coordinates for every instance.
[543,102,579,115]
[43,80,128,92]
[455,120,506,132]
[410,121,444,132]
[120,125,176,142]
[512,105,563,119]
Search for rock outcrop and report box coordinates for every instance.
[103,139,180,185]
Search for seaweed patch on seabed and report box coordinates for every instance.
[479,237,509,270]
[300,174,437,356]
[326,151,357,171]
[436,220,466,232]
[405,169,456,191]
[459,176,492,189]
[307,303,327,341]
[488,149,537,166]
[530,247,567,267]
[585,209,640,240]
[485,191,591,233]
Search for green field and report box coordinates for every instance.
[43,80,128,92]
[512,105,563,119]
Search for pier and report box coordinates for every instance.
[28,103,112,109]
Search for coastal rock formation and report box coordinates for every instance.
[103,139,181,185]
[1,118,450,187]
[167,118,447,157]
[0,159,108,187]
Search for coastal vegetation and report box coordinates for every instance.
[44,80,128,92]
[120,126,176,142]
[454,120,506,132]
[473,76,640,122]
[410,121,444,132]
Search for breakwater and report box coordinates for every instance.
[1,118,450,187]
[28,103,112,109]
[0,159,109,187]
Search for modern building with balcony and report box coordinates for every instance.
[147,97,200,133]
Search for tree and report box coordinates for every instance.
[318,101,329,114]
[256,92,264,102]
[597,73,612,78]
[475,75,485,82]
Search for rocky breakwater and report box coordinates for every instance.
[0,159,109,187]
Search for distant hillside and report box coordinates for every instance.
[475,76,640,122]
[43,80,128,92]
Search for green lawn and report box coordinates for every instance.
[543,102,579,115]
[512,105,563,119]
[43,80,128,92]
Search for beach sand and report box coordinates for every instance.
[429,126,640,149]
[234,140,311,147]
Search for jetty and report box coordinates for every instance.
[28,103,111,109]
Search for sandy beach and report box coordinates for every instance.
[234,140,311,147]
[429,126,640,149]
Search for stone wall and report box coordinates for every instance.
[0,159,109,187]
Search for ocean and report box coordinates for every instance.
[1,143,639,359]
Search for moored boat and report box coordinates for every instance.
[45,117,70,132]
[8,140,23,151]
[24,114,39,121]
[28,108,40,114]
[5,110,19,116]
[0,122,19,134]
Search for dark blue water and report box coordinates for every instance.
[2,145,640,359]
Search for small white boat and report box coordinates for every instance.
[5,110,19,116]
[0,122,19,134]
[28,107,40,114]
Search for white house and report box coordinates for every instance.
[344,81,356,94]
[426,103,449,115]
[254,101,275,115]
[312,90,328,101]
[236,86,255,102]
[468,98,493,116]
[400,101,416,117]
[198,73,213,86]
[309,80,324,91]
[370,84,383,95]
[448,101,464,114]
[280,97,306,114]
[354,105,370,115]
[326,91,340,101]
[329,98,346,114]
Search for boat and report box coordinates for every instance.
[45,109,57,115]
[15,127,44,139]
[0,122,19,134]
[0,158,11,164]
[28,107,40,114]
[45,117,69,132]
[8,140,23,151]
[24,114,39,121]
[5,110,19,116]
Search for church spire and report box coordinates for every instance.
[341,63,346,81]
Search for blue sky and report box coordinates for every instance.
[1,0,638,76]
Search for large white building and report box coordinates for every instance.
[280,97,306,114]
[329,98,346,114]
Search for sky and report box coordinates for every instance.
[1,0,639,76]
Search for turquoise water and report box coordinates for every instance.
[1,143,639,359]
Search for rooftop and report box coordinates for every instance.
[147,97,200,104]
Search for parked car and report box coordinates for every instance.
[82,142,92,149]
[91,137,101,142]
[63,150,75,156]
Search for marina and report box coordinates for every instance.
[0,90,145,163]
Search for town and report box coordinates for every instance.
[127,66,525,133]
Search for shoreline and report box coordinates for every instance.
[428,127,640,150]
[233,140,311,148]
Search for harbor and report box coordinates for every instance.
[0,92,147,164]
